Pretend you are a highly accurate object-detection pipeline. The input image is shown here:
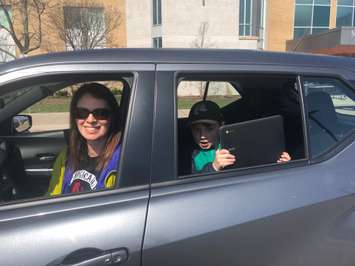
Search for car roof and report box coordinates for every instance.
[0,48,354,74]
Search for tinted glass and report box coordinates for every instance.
[314,0,330,4]
[313,6,330,26]
[338,0,354,5]
[239,0,245,22]
[245,26,251,36]
[294,27,311,38]
[246,0,251,24]
[153,0,157,25]
[295,5,312,26]
[239,25,244,35]
[337,6,353,27]
[312,27,329,34]
[157,0,162,24]
[296,0,313,4]
[304,77,355,157]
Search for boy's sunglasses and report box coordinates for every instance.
[75,107,112,120]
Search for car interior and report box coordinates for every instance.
[0,74,132,202]
[177,74,306,176]
[305,80,355,157]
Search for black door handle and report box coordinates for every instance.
[56,247,128,266]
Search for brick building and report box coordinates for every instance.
[0,0,126,61]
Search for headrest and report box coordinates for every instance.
[307,91,337,126]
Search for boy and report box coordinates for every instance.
[188,100,290,174]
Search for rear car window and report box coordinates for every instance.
[303,77,355,157]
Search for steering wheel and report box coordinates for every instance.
[0,139,18,202]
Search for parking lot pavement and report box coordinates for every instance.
[30,112,69,132]
[30,110,191,132]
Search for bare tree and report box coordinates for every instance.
[191,22,214,49]
[191,22,215,96]
[0,0,47,59]
[49,1,120,51]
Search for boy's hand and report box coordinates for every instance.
[213,149,236,171]
[277,152,291,163]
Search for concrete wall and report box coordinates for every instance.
[126,0,152,47]
[126,0,258,49]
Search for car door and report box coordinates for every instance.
[0,62,155,266]
[4,130,67,197]
[143,63,355,266]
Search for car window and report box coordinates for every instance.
[303,77,355,157]
[0,76,131,203]
[177,73,306,177]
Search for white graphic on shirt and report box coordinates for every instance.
[70,170,98,190]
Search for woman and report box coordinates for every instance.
[48,83,122,196]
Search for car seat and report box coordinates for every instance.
[307,91,341,157]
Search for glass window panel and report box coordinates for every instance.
[239,0,245,23]
[157,0,161,24]
[0,6,11,29]
[239,25,245,36]
[295,5,312,26]
[153,37,162,48]
[314,0,330,5]
[245,0,251,25]
[337,6,353,27]
[312,27,329,34]
[313,6,330,26]
[338,0,353,6]
[245,26,251,36]
[296,0,313,4]
[153,0,157,25]
[294,27,311,38]
[251,0,261,36]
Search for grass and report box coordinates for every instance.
[24,96,238,113]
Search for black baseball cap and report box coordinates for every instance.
[187,100,223,126]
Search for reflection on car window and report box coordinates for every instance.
[0,87,32,106]
[304,77,355,157]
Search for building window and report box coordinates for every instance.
[337,0,355,27]
[294,0,331,39]
[0,6,15,62]
[153,0,161,25]
[153,37,162,48]
[239,0,262,37]
[64,6,106,50]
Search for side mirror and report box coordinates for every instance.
[12,115,32,133]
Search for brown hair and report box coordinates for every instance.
[68,82,121,172]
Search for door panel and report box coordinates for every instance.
[0,191,148,266]
[0,64,156,265]
[2,130,66,198]
[9,130,66,173]
[144,142,355,265]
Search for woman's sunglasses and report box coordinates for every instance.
[75,107,112,120]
